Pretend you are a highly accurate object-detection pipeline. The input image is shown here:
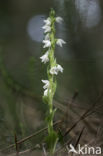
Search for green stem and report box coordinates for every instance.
[46,10,58,154]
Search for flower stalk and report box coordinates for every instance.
[40,9,66,154]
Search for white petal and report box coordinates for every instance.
[50,65,63,75]
[43,40,51,48]
[57,64,63,73]
[42,80,50,89]
[44,17,51,25]
[42,25,50,30]
[56,39,66,47]
[50,67,58,75]
[42,80,49,84]
[44,88,51,96]
[44,89,48,96]
[42,24,51,33]
[44,27,51,33]
[40,51,49,64]
[44,19,51,26]
[40,55,49,64]
[56,17,63,23]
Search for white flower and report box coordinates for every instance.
[44,88,51,96]
[42,80,51,96]
[44,17,51,26]
[45,33,50,40]
[56,17,63,23]
[44,27,51,33]
[42,25,51,33]
[50,64,63,75]
[57,64,63,73]
[40,51,49,64]
[50,66,58,75]
[56,39,66,47]
[42,80,50,89]
[44,89,48,96]
[43,40,51,48]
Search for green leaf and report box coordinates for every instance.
[46,108,57,123]
[45,130,58,153]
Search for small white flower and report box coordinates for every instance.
[45,33,50,40]
[43,40,51,48]
[42,25,50,30]
[42,25,51,33]
[42,80,50,89]
[42,80,51,96]
[56,17,63,23]
[44,88,51,96]
[40,51,49,64]
[56,39,66,47]
[44,89,48,96]
[57,64,63,73]
[44,27,51,33]
[50,66,58,75]
[50,64,63,75]
[44,18,51,26]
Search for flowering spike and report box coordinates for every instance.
[40,9,66,154]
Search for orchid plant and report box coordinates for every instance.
[40,9,66,154]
